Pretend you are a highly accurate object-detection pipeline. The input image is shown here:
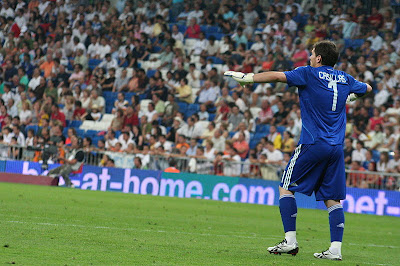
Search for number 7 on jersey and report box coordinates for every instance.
[328,80,338,111]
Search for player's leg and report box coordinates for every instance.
[268,145,306,255]
[313,145,345,260]
[269,143,331,256]
[278,186,297,246]
[267,187,299,255]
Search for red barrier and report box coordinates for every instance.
[0,173,58,186]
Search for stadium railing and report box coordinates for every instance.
[3,145,400,191]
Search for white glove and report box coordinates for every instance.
[224,71,254,87]
[346,93,358,103]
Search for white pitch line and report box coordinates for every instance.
[3,220,399,250]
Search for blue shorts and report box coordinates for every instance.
[279,143,346,201]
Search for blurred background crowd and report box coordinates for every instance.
[0,0,399,189]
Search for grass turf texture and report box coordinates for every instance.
[0,183,399,265]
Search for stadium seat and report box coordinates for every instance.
[69,120,82,128]
[177,24,187,33]
[85,130,99,138]
[256,124,270,133]
[372,150,380,162]
[277,126,286,134]
[152,46,162,53]
[206,26,221,33]
[207,33,225,40]
[102,114,114,122]
[249,139,259,149]
[177,101,188,113]
[80,121,96,130]
[147,69,157,78]
[207,56,225,64]
[25,125,39,135]
[208,113,216,121]
[254,132,266,140]
[75,129,85,137]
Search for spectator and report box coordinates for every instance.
[233,132,249,159]
[347,161,366,187]
[113,69,130,92]
[352,141,367,163]
[228,105,244,131]
[89,90,105,113]
[267,125,282,150]
[172,78,193,103]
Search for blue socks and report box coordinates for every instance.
[279,194,297,233]
[328,204,345,242]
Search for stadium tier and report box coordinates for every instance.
[0,0,398,190]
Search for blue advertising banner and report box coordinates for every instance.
[3,160,400,217]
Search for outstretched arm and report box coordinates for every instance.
[347,83,373,102]
[224,71,287,86]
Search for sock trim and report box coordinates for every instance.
[328,204,343,213]
[279,194,295,200]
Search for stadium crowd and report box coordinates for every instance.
[0,0,399,190]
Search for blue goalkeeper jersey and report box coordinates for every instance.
[284,65,367,145]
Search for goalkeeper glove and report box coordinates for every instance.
[224,71,254,87]
[346,93,358,103]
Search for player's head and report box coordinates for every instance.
[310,41,339,67]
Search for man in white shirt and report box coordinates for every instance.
[97,53,118,71]
[351,141,367,163]
[119,131,135,150]
[90,90,105,113]
[262,141,283,179]
[177,117,197,139]
[191,32,208,55]
[10,125,25,147]
[387,150,400,172]
[7,99,18,118]
[232,91,247,113]
[38,0,50,15]
[330,7,346,29]
[198,80,217,105]
[14,9,26,28]
[2,85,14,105]
[105,130,119,149]
[367,29,383,51]
[283,13,297,34]
[386,100,400,117]
[143,102,158,122]
[72,25,88,44]
[223,148,242,177]
[97,38,111,59]
[211,129,226,152]
[135,1,147,17]
[0,2,14,18]
[155,135,173,153]
[187,4,203,25]
[87,35,100,59]
[374,83,390,107]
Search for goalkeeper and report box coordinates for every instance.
[225,41,372,260]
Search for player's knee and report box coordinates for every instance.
[324,199,341,208]
[279,186,294,196]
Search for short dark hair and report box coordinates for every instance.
[313,41,339,67]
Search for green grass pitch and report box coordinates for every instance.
[0,183,399,265]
